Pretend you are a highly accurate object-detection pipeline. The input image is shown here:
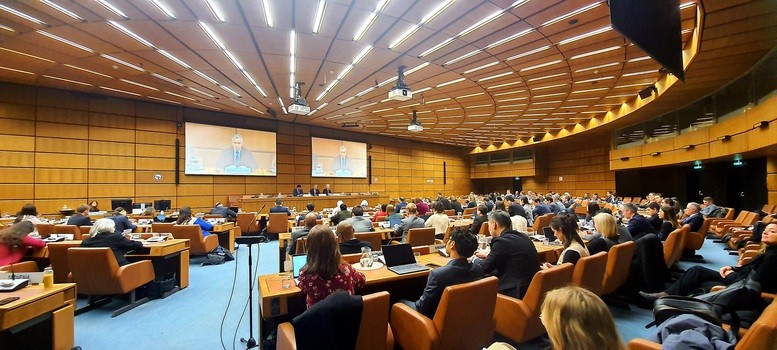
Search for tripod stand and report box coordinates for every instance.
[236,236,263,349]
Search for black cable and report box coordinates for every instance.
[219,245,241,350]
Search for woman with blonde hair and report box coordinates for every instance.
[541,286,625,350]
[297,225,365,308]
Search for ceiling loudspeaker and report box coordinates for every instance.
[531,135,542,142]
[639,85,658,99]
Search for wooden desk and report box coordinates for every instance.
[0,283,76,350]
[241,194,387,214]
[126,238,191,290]
[211,222,236,253]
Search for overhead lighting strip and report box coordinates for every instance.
[520,59,562,72]
[120,78,158,91]
[574,76,615,84]
[307,102,328,116]
[64,64,113,78]
[40,0,83,21]
[289,29,296,98]
[313,0,327,33]
[485,28,532,50]
[506,45,550,61]
[199,21,266,97]
[205,0,226,22]
[558,26,612,45]
[444,49,482,66]
[151,73,183,86]
[0,24,14,32]
[1,48,54,63]
[43,75,92,86]
[100,86,140,96]
[108,21,155,48]
[148,96,181,104]
[569,45,620,60]
[315,45,373,101]
[100,54,145,71]
[0,4,47,25]
[261,0,273,27]
[95,0,129,19]
[188,86,216,98]
[463,61,499,74]
[391,0,454,50]
[165,91,196,101]
[526,72,567,82]
[540,2,602,28]
[478,71,512,82]
[574,62,619,73]
[157,50,191,69]
[353,0,389,40]
[150,0,176,19]
[436,77,465,88]
[37,31,94,52]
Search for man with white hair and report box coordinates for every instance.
[331,145,353,176]
[80,218,143,266]
[215,133,258,171]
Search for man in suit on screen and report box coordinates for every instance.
[215,134,258,172]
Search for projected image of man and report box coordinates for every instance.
[216,134,258,173]
[331,145,353,176]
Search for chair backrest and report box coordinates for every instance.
[572,252,608,295]
[35,223,55,238]
[68,247,123,295]
[532,213,554,232]
[443,209,455,216]
[79,226,91,238]
[171,225,212,255]
[407,227,435,246]
[374,214,387,222]
[152,222,174,233]
[268,213,289,234]
[664,226,687,267]
[736,298,777,349]
[601,241,636,295]
[202,214,223,219]
[521,263,574,317]
[462,207,476,218]
[742,211,760,225]
[228,195,240,207]
[434,276,499,350]
[477,221,489,236]
[623,197,632,203]
[48,241,81,283]
[355,291,392,350]
[354,232,383,252]
[723,207,736,220]
[236,212,259,235]
[296,236,309,254]
[53,224,82,240]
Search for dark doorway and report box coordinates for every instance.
[513,177,523,194]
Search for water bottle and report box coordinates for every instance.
[360,247,373,268]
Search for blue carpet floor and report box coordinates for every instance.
[73,237,737,349]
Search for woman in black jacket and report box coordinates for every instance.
[81,218,143,266]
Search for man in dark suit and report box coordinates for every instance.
[506,195,526,219]
[269,197,291,216]
[406,229,484,317]
[310,184,321,196]
[215,133,258,171]
[645,202,662,231]
[288,213,317,255]
[469,205,489,236]
[293,184,304,197]
[210,202,237,219]
[394,197,408,213]
[623,202,653,240]
[531,197,551,218]
[67,204,92,227]
[107,207,137,233]
[322,184,333,196]
[395,203,424,242]
[336,221,373,255]
[450,197,463,214]
[473,210,540,299]
[682,202,705,233]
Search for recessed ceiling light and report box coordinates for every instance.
[574,62,620,73]
[0,24,14,32]
[458,92,485,99]
[485,28,533,50]
[0,4,47,25]
[389,25,419,49]
[95,0,129,19]
[0,66,34,75]
[570,46,620,60]
[520,59,563,72]
[558,26,612,45]
[157,50,191,69]
[419,37,455,58]
[205,0,226,22]
[436,77,465,88]
[40,0,83,21]
[37,31,94,52]
[193,102,221,110]
[64,64,113,78]
[148,96,181,104]
[0,48,54,63]
[506,45,550,61]
[108,21,155,48]
[100,86,140,96]
[352,0,388,40]
[192,70,219,85]
[622,70,656,77]
[100,54,145,71]
[120,79,159,91]
[313,0,326,34]
[574,76,615,84]
[487,81,521,89]
[526,72,567,82]
[540,2,601,28]
[426,97,451,104]
[188,86,216,98]
[531,83,567,91]
[220,85,242,98]
[150,0,176,19]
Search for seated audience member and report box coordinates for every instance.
[584,202,601,224]
[298,225,366,308]
[450,197,463,214]
[107,207,137,233]
[385,205,402,221]
[587,213,629,255]
[88,200,100,212]
[0,221,45,266]
[347,206,372,233]
[359,200,369,209]
[541,286,625,350]
[175,206,213,237]
[700,196,719,217]
[81,218,143,266]
[296,203,322,226]
[210,202,237,219]
[404,229,484,317]
[336,221,373,255]
[330,203,352,225]
[520,196,533,226]
[372,204,388,222]
[531,197,551,218]
[394,197,408,213]
[269,197,291,216]
[288,213,318,255]
[681,202,704,233]
[645,202,662,231]
[469,205,489,236]
[425,202,450,238]
[542,215,589,268]
[508,203,528,233]
[395,203,425,242]
[13,204,44,225]
[622,203,652,240]
[309,184,321,196]
[141,206,156,217]
[293,184,304,197]
[67,204,93,227]
[473,210,540,299]
[657,205,681,241]
[415,198,430,216]
[640,222,777,302]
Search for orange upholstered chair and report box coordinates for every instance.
[53,224,82,240]
[572,251,608,295]
[663,226,688,268]
[68,247,155,317]
[406,227,436,246]
[171,225,219,255]
[0,261,39,272]
[35,223,55,238]
[493,264,574,344]
[277,291,394,350]
[390,276,499,350]
[236,212,260,236]
[601,241,636,296]
[267,213,290,236]
[151,222,175,233]
[47,241,82,283]
[354,232,383,251]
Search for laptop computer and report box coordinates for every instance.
[291,254,307,284]
[542,226,557,242]
[382,244,429,275]
[388,216,402,228]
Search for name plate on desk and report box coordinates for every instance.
[0,272,44,284]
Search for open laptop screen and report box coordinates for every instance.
[542,227,556,242]
[381,243,416,267]
[389,217,402,228]
[292,254,307,278]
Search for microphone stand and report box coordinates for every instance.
[245,204,266,243]
[237,235,263,349]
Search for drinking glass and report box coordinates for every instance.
[281,272,292,289]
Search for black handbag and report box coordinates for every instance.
[648,296,723,328]
[696,271,762,313]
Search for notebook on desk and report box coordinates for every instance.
[382,244,428,275]
[291,254,307,284]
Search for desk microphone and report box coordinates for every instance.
[243,205,266,242]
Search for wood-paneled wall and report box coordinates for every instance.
[0,83,471,215]
[522,137,616,196]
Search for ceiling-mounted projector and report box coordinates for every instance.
[388,65,412,101]
[408,109,423,132]
[289,82,311,115]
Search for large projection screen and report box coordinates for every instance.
[311,137,367,178]
[184,122,276,176]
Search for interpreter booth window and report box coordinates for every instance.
[716,73,752,122]
[490,151,510,165]
[645,112,679,143]
[753,51,777,104]
[474,154,489,166]
[511,149,533,163]
[615,123,645,149]
[678,98,713,134]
